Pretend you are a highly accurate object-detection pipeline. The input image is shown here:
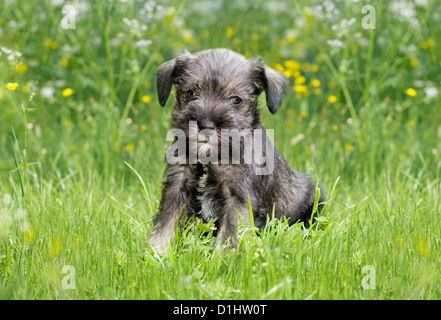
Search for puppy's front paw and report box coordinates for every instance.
[147,235,170,255]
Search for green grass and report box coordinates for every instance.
[1,0,440,299]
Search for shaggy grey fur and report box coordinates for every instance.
[148,48,325,252]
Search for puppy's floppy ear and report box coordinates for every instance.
[156,58,177,107]
[249,56,288,114]
[156,50,192,106]
[262,66,288,114]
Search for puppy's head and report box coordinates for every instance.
[157,49,287,163]
[156,49,287,132]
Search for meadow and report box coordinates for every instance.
[0,0,440,299]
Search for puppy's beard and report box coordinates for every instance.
[196,133,219,164]
[198,142,212,157]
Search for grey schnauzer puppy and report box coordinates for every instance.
[148,48,325,252]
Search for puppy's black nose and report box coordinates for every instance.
[199,119,216,131]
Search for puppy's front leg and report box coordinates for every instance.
[214,188,249,251]
[148,164,197,253]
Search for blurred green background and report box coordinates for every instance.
[0,0,440,299]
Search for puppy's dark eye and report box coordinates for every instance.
[186,90,197,100]
[230,96,242,105]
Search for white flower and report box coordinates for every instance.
[54,80,65,88]
[62,44,72,52]
[390,2,417,20]
[135,39,153,48]
[2,194,11,206]
[408,44,417,52]
[51,0,65,6]
[1,47,13,54]
[122,17,134,27]
[41,87,55,99]
[1,47,22,61]
[0,208,13,237]
[415,0,428,6]
[424,87,439,99]
[109,38,120,47]
[326,39,344,47]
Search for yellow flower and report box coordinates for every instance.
[233,38,242,46]
[285,32,296,42]
[304,12,316,26]
[417,238,429,257]
[286,119,294,129]
[226,27,235,38]
[49,238,62,257]
[24,229,35,245]
[311,79,321,87]
[277,38,288,47]
[316,53,326,62]
[163,7,176,26]
[405,88,417,97]
[313,88,321,95]
[396,234,405,247]
[291,70,300,78]
[328,95,337,103]
[6,82,18,91]
[44,38,58,49]
[143,80,151,89]
[126,144,135,151]
[300,111,308,118]
[62,88,73,97]
[60,58,69,67]
[273,63,285,73]
[409,58,419,68]
[283,70,292,78]
[295,76,306,84]
[421,38,434,50]
[311,64,319,72]
[345,144,354,151]
[332,125,339,132]
[182,31,193,43]
[153,52,163,62]
[121,43,129,52]
[284,60,300,70]
[293,85,308,94]
[142,95,152,103]
[21,85,30,93]
[141,125,147,131]
[15,62,28,74]
[64,120,71,127]
[408,120,415,128]
[301,63,310,72]
[286,34,296,42]
[74,234,83,247]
